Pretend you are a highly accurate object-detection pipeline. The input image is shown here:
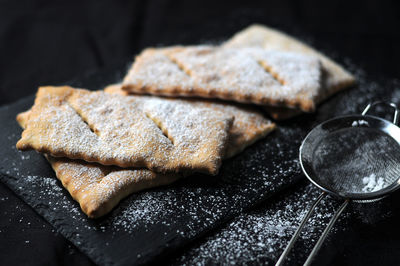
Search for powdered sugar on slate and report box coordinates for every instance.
[172,184,342,265]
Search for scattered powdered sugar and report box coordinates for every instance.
[172,184,345,265]
[110,191,177,233]
[362,174,385,193]
[19,154,30,160]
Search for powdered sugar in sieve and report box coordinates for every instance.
[312,127,400,196]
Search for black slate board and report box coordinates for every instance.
[167,71,400,265]
[0,64,397,265]
[171,180,400,265]
[0,65,305,266]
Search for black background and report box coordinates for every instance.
[1,0,400,265]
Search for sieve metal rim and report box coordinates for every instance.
[299,114,400,201]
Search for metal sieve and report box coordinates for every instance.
[276,102,400,266]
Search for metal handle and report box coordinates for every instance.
[275,193,348,266]
[362,101,399,125]
[275,192,326,266]
[303,199,349,266]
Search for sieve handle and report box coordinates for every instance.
[303,199,349,266]
[362,101,399,125]
[275,192,326,266]
[275,193,349,266]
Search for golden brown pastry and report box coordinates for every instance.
[16,86,233,175]
[122,46,322,112]
[224,24,356,119]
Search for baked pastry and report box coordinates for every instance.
[17,110,180,218]
[16,86,233,175]
[122,46,322,112]
[224,24,356,119]
[105,84,276,158]
[17,86,275,218]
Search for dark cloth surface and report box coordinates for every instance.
[1,0,400,265]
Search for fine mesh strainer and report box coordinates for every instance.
[276,102,400,266]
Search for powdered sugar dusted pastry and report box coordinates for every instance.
[16,110,179,218]
[16,86,233,175]
[224,24,356,119]
[48,157,180,218]
[192,100,276,158]
[122,46,322,112]
[16,85,275,218]
[104,84,276,158]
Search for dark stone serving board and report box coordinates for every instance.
[0,63,398,265]
[168,70,400,265]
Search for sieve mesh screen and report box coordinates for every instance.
[312,127,400,195]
